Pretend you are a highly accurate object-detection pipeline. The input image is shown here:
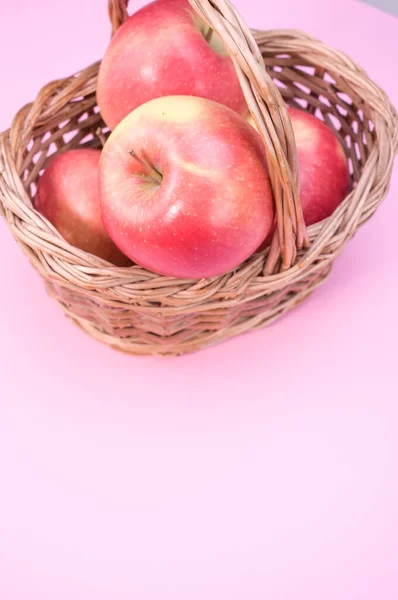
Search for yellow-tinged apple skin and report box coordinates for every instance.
[97,0,248,130]
[99,96,274,279]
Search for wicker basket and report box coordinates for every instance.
[0,0,397,356]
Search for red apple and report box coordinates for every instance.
[248,107,350,228]
[99,96,274,279]
[35,149,130,266]
[97,0,248,130]
[288,107,350,225]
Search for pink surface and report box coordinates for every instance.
[0,1,397,598]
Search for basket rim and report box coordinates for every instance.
[0,27,397,301]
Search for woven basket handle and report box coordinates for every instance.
[109,0,129,35]
[107,0,308,272]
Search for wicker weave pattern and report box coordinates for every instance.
[0,1,397,355]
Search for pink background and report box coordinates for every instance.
[1,0,398,598]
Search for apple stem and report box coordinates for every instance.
[129,150,163,184]
[205,27,213,44]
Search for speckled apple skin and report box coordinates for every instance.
[99,97,274,279]
[97,0,248,130]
